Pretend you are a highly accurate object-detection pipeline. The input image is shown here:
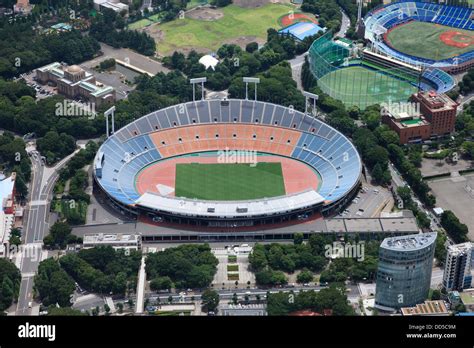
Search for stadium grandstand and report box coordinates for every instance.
[363,1,474,73]
[93,99,362,228]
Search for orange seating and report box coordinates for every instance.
[149,124,302,159]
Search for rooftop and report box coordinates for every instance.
[414,91,457,112]
[460,289,474,305]
[0,173,15,210]
[381,232,437,251]
[401,300,449,316]
[447,242,473,256]
[83,233,140,245]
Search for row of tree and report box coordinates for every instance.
[145,244,218,289]
[90,8,156,56]
[267,285,354,316]
[440,210,469,243]
[0,259,21,312]
[60,246,141,296]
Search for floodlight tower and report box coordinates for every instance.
[190,77,207,101]
[303,91,319,118]
[243,77,260,101]
[104,105,116,138]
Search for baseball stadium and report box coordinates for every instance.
[364,1,474,73]
[308,1,473,109]
[93,99,362,229]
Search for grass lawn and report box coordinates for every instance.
[54,199,88,225]
[227,264,239,272]
[175,162,285,201]
[318,66,417,109]
[227,273,239,281]
[228,255,237,263]
[128,18,153,30]
[186,0,209,9]
[155,3,294,55]
[386,21,474,61]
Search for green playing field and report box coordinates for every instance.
[175,162,285,201]
[386,21,474,61]
[318,66,417,109]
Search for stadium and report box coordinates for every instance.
[308,1,474,109]
[364,1,474,73]
[93,99,362,229]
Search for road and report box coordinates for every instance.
[289,52,308,91]
[457,92,474,113]
[145,283,361,303]
[336,8,351,38]
[16,146,83,315]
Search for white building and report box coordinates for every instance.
[443,242,473,292]
[93,0,129,15]
[0,173,16,258]
[83,233,141,251]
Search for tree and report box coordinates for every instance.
[201,289,219,313]
[441,210,469,243]
[43,221,73,249]
[34,258,75,307]
[0,276,14,311]
[296,268,314,284]
[146,244,218,289]
[246,42,259,53]
[150,276,173,291]
[371,163,385,185]
[0,259,21,311]
[431,289,441,300]
[293,233,304,245]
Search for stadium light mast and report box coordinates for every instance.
[303,91,319,118]
[243,77,260,101]
[104,105,116,138]
[190,77,207,101]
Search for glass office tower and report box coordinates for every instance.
[375,232,437,310]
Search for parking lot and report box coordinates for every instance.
[20,71,57,99]
[339,174,393,219]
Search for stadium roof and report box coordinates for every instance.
[135,189,325,218]
[279,22,325,41]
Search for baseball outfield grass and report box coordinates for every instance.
[386,21,473,61]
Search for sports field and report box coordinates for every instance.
[386,21,474,61]
[174,162,286,200]
[318,66,417,109]
[151,3,294,55]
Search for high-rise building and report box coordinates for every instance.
[443,242,473,292]
[375,232,437,311]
